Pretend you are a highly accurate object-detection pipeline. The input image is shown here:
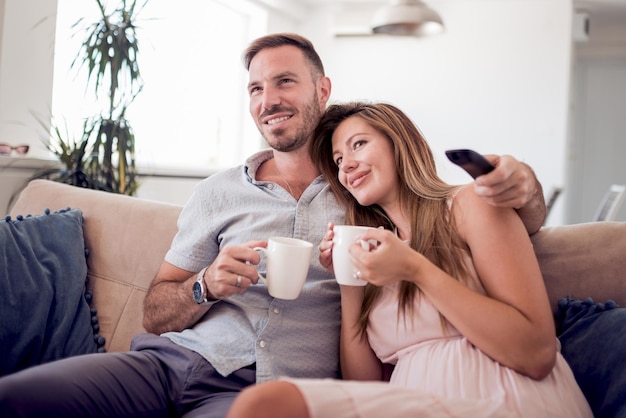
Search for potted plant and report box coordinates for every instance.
[33,0,146,195]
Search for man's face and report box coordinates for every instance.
[247,45,329,153]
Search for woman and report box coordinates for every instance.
[226,102,591,417]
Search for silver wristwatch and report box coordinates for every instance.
[192,267,211,304]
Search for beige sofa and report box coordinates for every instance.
[9,179,626,353]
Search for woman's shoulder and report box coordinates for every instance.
[448,184,470,200]
[450,183,501,212]
[448,184,482,211]
[449,183,514,236]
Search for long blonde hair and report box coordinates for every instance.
[311,102,472,336]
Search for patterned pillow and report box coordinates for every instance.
[0,208,101,376]
[555,297,626,418]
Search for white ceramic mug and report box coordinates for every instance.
[254,237,314,300]
[332,225,377,286]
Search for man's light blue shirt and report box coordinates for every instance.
[163,150,345,383]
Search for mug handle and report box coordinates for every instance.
[358,239,378,251]
[252,247,267,284]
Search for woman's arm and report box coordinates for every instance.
[318,223,382,381]
[339,286,383,381]
[424,187,555,378]
[353,188,556,380]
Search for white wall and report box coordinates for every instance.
[0,0,576,224]
[0,0,57,159]
[567,10,626,223]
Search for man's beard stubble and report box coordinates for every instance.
[261,94,322,153]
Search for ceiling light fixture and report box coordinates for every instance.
[371,0,444,37]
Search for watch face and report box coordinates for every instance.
[192,280,203,303]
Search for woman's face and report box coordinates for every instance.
[331,116,399,208]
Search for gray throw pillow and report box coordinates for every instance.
[0,208,99,376]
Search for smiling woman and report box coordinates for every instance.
[52,0,267,173]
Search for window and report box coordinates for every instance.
[53,0,267,173]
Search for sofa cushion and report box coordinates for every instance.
[0,208,100,376]
[555,297,626,418]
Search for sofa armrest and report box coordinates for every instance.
[10,180,183,352]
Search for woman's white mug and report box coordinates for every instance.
[254,237,314,300]
[332,225,377,286]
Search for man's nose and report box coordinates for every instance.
[261,86,281,110]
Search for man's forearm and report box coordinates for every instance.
[516,177,546,235]
[143,278,211,335]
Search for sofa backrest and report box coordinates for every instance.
[531,220,626,310]
[9,179,626,352]
[10,180,182,352]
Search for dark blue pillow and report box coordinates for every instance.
[555,297,626,418]
[0,208,99,376]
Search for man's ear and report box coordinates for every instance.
[318,76,332,108]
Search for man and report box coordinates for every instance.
[0,33,545,418]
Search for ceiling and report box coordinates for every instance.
[273,0,626,23]
[576,0,626,19]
